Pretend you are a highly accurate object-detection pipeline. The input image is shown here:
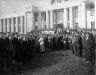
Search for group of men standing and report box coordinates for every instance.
[0,28,95,72]
[0,32,35,71]
[71,29,96,63]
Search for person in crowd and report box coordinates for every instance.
[44,35,49,51]
[0,28,96,72]
[68,34,73,53]
[0,33,4,71]
[72,32,77,56]
[90,30,95,62]
[35,36,40,53]
[27,36,34,60]
[75,31,83,58]
[48,34,52,50]
[2,33,11,69]
[22,36,28,63]
[81,30,87,60]
[63,34,69,50]
[52,34,56,50]
[84,32,94,63]
[12,33,20,63]
[38,35,45,52]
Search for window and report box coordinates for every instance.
[91,7,94,16]
[91,21,95,29]
[51,0,63,4]
[59,0,61,3]
[14,18,16,24]
[64,0,68,2]
[9,18,11,25]
[35,15,38,22]
[5,19,7,32]
[5,19,7,25]
[1,19,3,32]
[75,9,78,18]
[18,17,20,24]
[67,9,69,21]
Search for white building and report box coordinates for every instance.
[0,0,95,34]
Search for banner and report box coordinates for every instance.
[42,31,55,34]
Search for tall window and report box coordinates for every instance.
[5,19,7,32]
[9,18,11,32]
[1,19,3,32]
[18,17,21,33]
[44,14,46,21]
[75,9,78,18]
[67,9,69,21]
[35,14,38,22]
[13,18,16,24]
[91,21,95,29]
[91,7,94,16]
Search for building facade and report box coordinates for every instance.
[0,0,95,34]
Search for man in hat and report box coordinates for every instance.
[75,31,83,58]
[12,33,19,63]
[84,32,94,63]
[0,33,4,71]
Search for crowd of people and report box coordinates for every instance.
[0,28,95,72]
[71,29,96,63]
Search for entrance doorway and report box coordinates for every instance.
[91,21,95,29]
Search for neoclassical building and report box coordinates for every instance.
[0,0,95,34]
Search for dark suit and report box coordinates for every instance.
[84,35,94,62]
[0,37,4,71]
[76,35,83,58]
[12,37,19,62]
[82,33,86,59]
[3,37,11,68]
[22,40,28,62]
[63,36,69,50]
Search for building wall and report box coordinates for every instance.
[0,0,50,17]
[0,0,95,34]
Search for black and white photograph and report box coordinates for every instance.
[0,0,95,75]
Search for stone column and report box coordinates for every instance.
[3,19,6,33]
[54,12,57,24]
[0,19,2,32]
[11,18,14,33]
[31,12,35,30]
[69,7,73,29]
[7,18,10,32]
[21,16,23,34]
[24,13,27,34]
[87,6,91,29]
[27,13,30,32]
[38,12,42,30]
[16,17,19,33]
[50,10,54,29]
[95,0,96,29]
[46,11,50,29]
[78,5,82,28]
[42,13,45,29]
[63,8,68,28]
[81,1,86,28]
[57,12,58,24]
